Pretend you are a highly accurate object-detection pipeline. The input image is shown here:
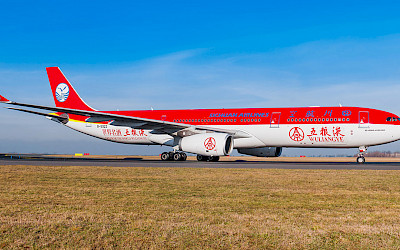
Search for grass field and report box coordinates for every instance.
[1,165,400,249]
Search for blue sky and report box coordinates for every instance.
[1,1,400,156]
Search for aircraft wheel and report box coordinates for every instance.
[356,156,365,164]
[173,152,182,161]
[161,152,170,161]
[208,156,220,162]
[180,152,187,161]
[197,155,205,161]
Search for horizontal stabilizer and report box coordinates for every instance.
[5,107,69,123]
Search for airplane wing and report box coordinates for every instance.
[1,95,251,138]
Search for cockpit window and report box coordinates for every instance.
[387,117,400,122]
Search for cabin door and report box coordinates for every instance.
[359,111,369,128]
[270,112,281,128]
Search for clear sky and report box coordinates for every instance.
[1,1,400,156]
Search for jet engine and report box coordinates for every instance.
[238,147,282,157]
[179,133,233,156]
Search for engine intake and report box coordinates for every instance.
[179,133,233,156]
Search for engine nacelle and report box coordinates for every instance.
[179,133,233,156]
[238,147,282,157]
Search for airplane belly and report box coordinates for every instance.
[65,121,154,144]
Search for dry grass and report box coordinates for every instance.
[1,166,400,249]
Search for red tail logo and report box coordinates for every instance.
[46,67,95,111]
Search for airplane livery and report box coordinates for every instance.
[1,67,400,163]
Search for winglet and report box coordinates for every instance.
[0,95,10,103]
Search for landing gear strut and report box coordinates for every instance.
[161,152,187,161]
[196,155,220,162]
[356,146,367,164]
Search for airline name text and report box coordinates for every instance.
[209,113,269,118]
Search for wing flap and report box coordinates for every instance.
[85,117,111,123]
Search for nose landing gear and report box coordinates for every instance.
[356,155,365,164]
[356,146,367,164]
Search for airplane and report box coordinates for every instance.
[1,67,400,164]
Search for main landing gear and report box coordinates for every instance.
[356,146,367,164]
[161,152,187,161]
[159,152,220,162]
[196,155,220,162]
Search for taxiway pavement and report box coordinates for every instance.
[1,155,400,170]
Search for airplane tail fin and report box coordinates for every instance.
[46,67,95,111]
[0,95,10,103]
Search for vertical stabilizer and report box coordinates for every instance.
[46,67,95,111]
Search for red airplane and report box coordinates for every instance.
[1,67,400,163]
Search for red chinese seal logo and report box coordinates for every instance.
[204,137,216,150]
[289,127,304,141]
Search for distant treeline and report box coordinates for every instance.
[356,151,400,158]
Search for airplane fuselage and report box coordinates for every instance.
[64,106,400,148]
